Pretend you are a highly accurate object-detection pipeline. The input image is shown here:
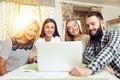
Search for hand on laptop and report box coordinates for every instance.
[69,66,93,77]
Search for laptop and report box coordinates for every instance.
[36,41,82,72]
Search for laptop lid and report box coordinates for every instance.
[36,41,82,72]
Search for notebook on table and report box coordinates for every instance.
[36,41,82,72]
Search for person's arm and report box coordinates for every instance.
[87,31,120,74]
[0,57,8,76]
[69,66,93,77]
[0,37,12,76]
[103,66,115,76]
[28,51,37,63]
[28,44,37,63]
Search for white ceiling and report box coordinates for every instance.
[59,0,120,7]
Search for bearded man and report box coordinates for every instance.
[69,11,120,79]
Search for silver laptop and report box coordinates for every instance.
[36,41,82,72]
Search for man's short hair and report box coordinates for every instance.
[86,11,104,20]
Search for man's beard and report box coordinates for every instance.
[89,25,103,41]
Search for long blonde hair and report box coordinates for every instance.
[65,19,82,41]
[12,19,40,42]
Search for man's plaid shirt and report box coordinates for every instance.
[83,30,120,77]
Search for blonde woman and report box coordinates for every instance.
[65,19,90,53]
[0,19,40,76]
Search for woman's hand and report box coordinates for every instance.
[103,66,115,76]
[0,57,8,75]
[28,52,37,63]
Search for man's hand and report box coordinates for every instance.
[69,66,93,77]
[104,66,115,76]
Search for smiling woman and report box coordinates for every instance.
[0,19,40,76]
[13,19,40,41]
[37,18,61,42]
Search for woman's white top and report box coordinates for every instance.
[36,36,61,42]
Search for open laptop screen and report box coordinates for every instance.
[36,41,82,72]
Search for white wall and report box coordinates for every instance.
[0,2,4,41]
[102,6,120,21]
[54,0,63,40]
